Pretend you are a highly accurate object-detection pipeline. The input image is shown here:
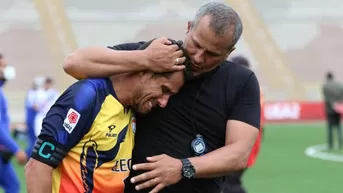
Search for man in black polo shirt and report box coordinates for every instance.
[63,2,260,193]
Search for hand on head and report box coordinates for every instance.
[143,37,186,73]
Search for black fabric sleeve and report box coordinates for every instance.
[31,80,98,168]
[227,73,261,129]
[107,41,145,51]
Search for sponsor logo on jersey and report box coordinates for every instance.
[106,125,117,137]
[63,108,80,133]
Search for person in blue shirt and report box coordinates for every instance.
[0,54,28,193]
[25,80,39,156]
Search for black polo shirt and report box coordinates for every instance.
[108,42,261,193]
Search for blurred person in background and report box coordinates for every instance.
[322,71,343,150]
[33,77,59,137]
[222,55,264,193]
[0,53,28,193]
[24,77,44,156]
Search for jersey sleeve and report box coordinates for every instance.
[227,73,261,129]
[31,80,98,168]
[107,42,144,51]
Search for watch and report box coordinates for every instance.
[180,158,196,179]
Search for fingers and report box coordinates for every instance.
[156,37,171,45]
[131,171,157,184]
[170,65,186,71]
[168,44,180,51]
[149,183,165,193]
[153,38,180,52]
[147,154,165,162]
[175,57,186,65]
[132,162,155,171]
[172,50,183,59]
[135,177,160,191]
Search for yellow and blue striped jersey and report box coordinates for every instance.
[33,78,135,193]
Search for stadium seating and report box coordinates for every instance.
[1,0,343,123]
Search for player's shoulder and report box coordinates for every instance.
[65,78,107,100]
[107,41,146,51]
[82,78,110,89]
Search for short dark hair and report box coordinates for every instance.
[231,55,250,69]
[326,71,333,80]
[45,77,53,84]
[191,2,243,48]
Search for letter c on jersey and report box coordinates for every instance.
[38,142,55,159]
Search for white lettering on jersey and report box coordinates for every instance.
[63,108,81,133]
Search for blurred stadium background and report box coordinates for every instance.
[1,0,343,193]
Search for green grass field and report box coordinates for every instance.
[1,122,342,193]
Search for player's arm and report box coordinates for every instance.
[0,123,20,154]
[63,38,185,80]
[0,97,28,165]
[190,73,260,178]
[0,93,19,153]
[25,80,97,193]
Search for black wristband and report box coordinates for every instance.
[31,136,67,168]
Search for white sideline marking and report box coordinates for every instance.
[305,144,343,162]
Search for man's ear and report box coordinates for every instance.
[186,21,192,34]
[224,47,236,60]
[228,47,236,55]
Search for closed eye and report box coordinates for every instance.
[162,85,173,95]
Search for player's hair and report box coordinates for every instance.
[191,2,243,48]
[231,55,250,69]
[45,77,53,84]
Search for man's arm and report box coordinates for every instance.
[25,80,98,193]
[63,38,185,80]
[25,159,53,193]
[190,121,258,178]
[63,45,147,79]
[190,73,261,178]
[190,73,260,177]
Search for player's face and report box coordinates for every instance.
[132,71,184,113]
[183,15,236,75]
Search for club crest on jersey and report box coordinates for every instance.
[63,108,80,134]
[131,116,136,134]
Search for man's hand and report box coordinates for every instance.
[131,154,183,193]
[144,38,186,73]
[15,150,28,165]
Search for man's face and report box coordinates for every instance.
[131,71,185,114]
[183,15,236,75]
[44,82,52,90]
